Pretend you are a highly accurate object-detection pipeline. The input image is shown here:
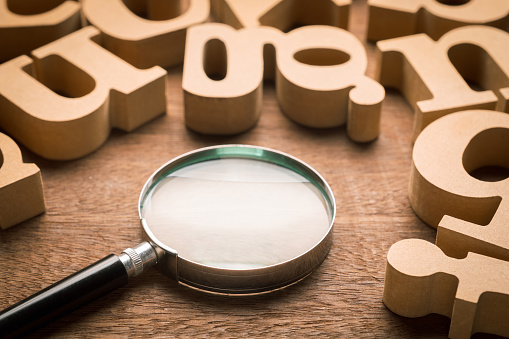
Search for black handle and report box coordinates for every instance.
[0,254,128,338]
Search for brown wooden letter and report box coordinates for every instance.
[377,25,509,141]
[277,25,384,142]
[211,0,350,31]
[410,110,509,262]
[384,239,509,339]
[82,0,209,69]
[0,0,81,63]
[183,23,277,135]
[0,26,166,160]
[367,0,509,41]
[0,133,45,229]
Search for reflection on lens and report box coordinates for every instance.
[141,158,331,269]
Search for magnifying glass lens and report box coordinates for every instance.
[141,157,331,270]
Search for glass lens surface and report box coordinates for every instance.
[140,158,331,269]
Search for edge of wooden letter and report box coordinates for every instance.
[276,25,384,142]
[82,0,209,69]
[367,0,509,41]
[211,0,350,31]
[183,23,274,135]
[0,26,167,160]
[376,25,509,141]
[384,239,456,319]
[385,238,509,338]
[0,133,45,230]
[0,0,81,63]
[410,109,509,262]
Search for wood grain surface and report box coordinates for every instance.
[0,1,501,338]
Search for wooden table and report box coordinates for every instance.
[0,1,499,338]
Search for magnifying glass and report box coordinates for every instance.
[0,145,335,337]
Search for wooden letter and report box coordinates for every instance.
[377,25,509,140]
[82,0,209,69]
[211,0,350,31]
[0,0,81,63]
[0,133,45,229]
[183,23,384,142]
[384,239,509,339]
[183,23,277,135]
[0,26,166,160]
[278,25,384,142]
[367,0,509,41]
[410,110,509,261]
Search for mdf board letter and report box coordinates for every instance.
[384,238,509,339]
[81,0,209,69]
[384,109,509,338]
[0,0,81,63]
[410,110,509,263]
[376,25,509,141]
[211,0,350,31]
[0,26,167,161]
[367,0,509,41]
[0,133,45,230]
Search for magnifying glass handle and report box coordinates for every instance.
[0,242,157,338]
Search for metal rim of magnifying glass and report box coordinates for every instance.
[138,144,336,295]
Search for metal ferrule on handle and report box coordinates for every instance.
[120,242,159,278]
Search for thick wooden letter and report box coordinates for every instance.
[211,0,350,31]
[0,26,166,160]
[0,133,45,229]
[0,0,81,63]
[384,110,509,337]
[82,0,209,69]
[183,23,384,142]
[385,239,509,339]
[183,23,276,135]
[367,0,509,41]
[377,25,509,140]
[410,110,509,261]
[278,25,384,142]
